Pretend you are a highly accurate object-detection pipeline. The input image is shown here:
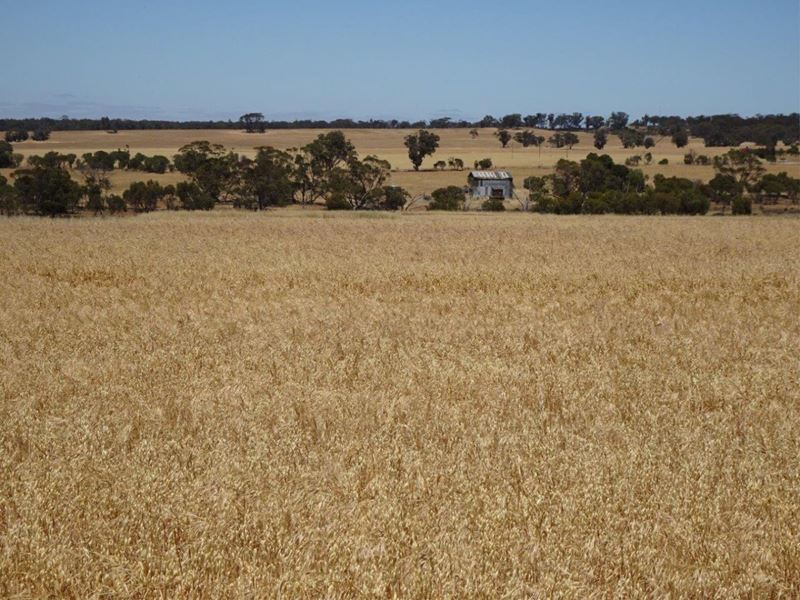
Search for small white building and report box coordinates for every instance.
[468,171,514,199]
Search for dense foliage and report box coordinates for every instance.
[3,131,797,217]
[523,151,798,216]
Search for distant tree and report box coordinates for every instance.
[0,174,20,216]
[82,172,112,214]
[109,149,130,169]
[469,128,479,139]
[128,152,145,170]
[713,149,765,191]
[474,158,493,169]
[238,146,295,209]
[585,116,605,130]
[176,181,216,210]
[567,112,584,129]
[292,130,357,206]
[478,115,498,128]
[523,113,547,128]
[31,129,51,141]
[672,127,689,148]
[643,137,655,149]
[500,113,523,128]
[325,155,392,209]
[548,132,579,155]
[708,173,740,210]
[593,129,608,150]
[513,130,543,147]
[123,180,169,212]
[617,128,644,148]
[428,117,453,128]
[447,157,464,170]
[608,112,629,131]
[106,194,127,214]
[433,160,447,170]
[13,165,82,216]
[427,186,465,211]
[81,150,116,172]
[523,175,548,193]
[550,159,581,198]
[643,152,653,165]
[731,196,752,215]
[562,132,579,149]
[4,130,28,143]
[495,129,512,148]
[239,112,266,133]
[0,141,15,168]
[404,129,440,170]
[752,172,799,204]
[174,141,240,202]
[140,155,170,173]
[380,185,410,210]
[29,152,70,169]
[521,175,548,211]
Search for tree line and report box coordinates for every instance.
[2,112,797,148]
[516,150,798,216]
[2,131,797,217]
[0,132,413,216]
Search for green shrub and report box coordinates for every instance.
[650,191,681,214]
[732,196,752,215]
[4,130,28,143]
[532,194,556,213]
[380,186,410,210]
[107,195,127,214]
[658,158,668,165]
[123,180,168,212]
[13,165,82,216]
[86,194,105,215]
[176,181,215,210]
[0,141,15,168]
[325,195,351,210]
[428,186,464,211]
[680,189,710,215]
[0,175,20,215]
[582,194,610,214]
[482,198,505,211]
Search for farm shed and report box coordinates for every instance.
[468,170,514,199]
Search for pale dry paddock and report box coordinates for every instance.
[0,213,798,598]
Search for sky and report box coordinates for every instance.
[1,0,798,121]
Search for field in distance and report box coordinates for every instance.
[1,212,798,597]
[3,128,799,196]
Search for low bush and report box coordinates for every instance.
[428,186,464,211]
[732,196,752,215]
[482,198,505,211]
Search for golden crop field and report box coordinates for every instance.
[3,128,799,196]
[1,212,798,598]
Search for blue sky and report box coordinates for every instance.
[1,0,798,120]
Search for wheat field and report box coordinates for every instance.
[1,212,798,598]
[3,128,799,196]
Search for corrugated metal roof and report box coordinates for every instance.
[469,170,512,180]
